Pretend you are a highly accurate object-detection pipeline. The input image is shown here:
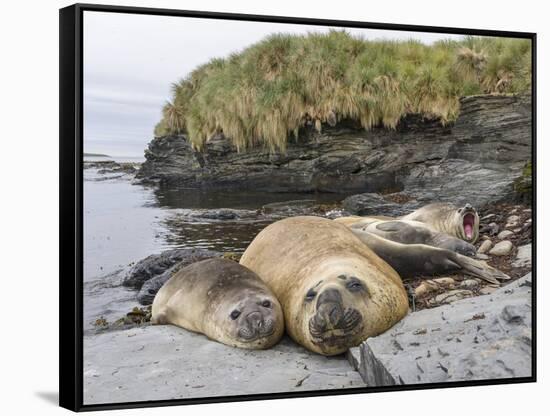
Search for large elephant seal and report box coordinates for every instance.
[401,203,480,243]
[240,216,409,356]
[152,258,284,349]
[348,219,510,284]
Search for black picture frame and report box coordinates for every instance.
[59,3,537,412]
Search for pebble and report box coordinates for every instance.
[506,215,520,228]
[414,281,439,298]
[523,209,532,214]
[497,230,514,240]
[485,222,499,236]
[476,253,489,260]
[477,239,493,254]
[489,240,513,256]
[460,279,480,289]
[432,277,456,287]
[481,214,496,221]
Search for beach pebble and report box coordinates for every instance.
[482,222,499,236]
[460,279,480,289]
[476,253,489,260]
[506,215,520,228]
[432,277,456,287]
[512,244,532,268]
[481,214,496,221]
[414,281,439,298]
[477,239,493,254]
[489,240,513,256]
[497,230,514,240]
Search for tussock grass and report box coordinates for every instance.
[154,32,531,152]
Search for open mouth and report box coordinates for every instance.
[463,213,475,240]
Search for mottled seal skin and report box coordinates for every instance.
[240,216,409,356]
[152,258,284,349]
[401,203,480,243]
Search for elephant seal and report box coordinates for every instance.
[240,216,409,356]
[401,203,480,243]
[347,218,477,257]
[152,258,284,349]
[349,219,509,284]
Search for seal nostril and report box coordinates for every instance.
[328,306,342,326]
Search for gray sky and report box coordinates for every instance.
[83,11,464,157]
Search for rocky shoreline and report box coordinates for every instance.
[137,94,531,209]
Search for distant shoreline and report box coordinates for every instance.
[84,152,110,157]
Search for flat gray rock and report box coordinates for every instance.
[84,326,364,405]
[513,244,532,268]
[352,274,532,386]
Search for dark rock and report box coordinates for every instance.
[351,274,532,386]
[185,208,256,221]
[342,193,411,216]
[137,95,532,207]
[261,200,317,215]
[122,248,219,289]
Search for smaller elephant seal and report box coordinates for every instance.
[401,203,480,243]
[240,216,409,356]
[152,258,284,349]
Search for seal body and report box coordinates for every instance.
[240,216,409,356]
[152,258,284,349]
[347,219,509,284]
[401,203,480,243]
[347,218,477,257]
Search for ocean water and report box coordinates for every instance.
[82,156,345,329]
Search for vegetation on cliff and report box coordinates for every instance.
[155,32,531,151]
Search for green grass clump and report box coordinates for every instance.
[154,32,532,152]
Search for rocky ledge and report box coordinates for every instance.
[348,273,532,386]
[137,94,531,208]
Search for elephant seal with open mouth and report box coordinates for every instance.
[240,216,409,356]
[152,258,284,349]
[401,203,480,243]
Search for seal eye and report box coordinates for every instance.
[305,289,317,302]
[261,300,271,308]
[230,310,241,320]
[346,278,364,292]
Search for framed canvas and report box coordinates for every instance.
[59,3,536,411]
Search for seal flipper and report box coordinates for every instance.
[448,252,511,284]
[151,310,168,325]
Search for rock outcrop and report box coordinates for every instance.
[348,274,532,386]
[137,94,532,208]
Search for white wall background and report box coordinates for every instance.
[0,0,546,415]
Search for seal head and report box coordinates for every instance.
[456,203,479,242]
[305,275,366,354]
[152,258,284,350]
